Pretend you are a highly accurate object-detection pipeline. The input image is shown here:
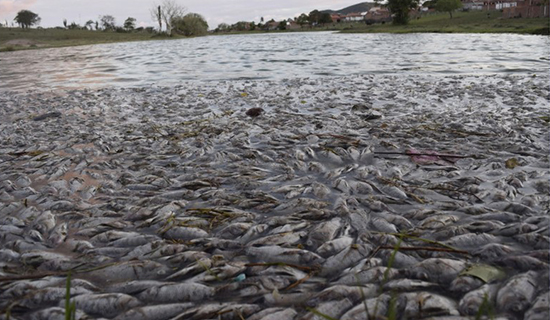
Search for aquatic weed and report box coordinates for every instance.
[475,293,495,320]
[304,307,339,320]
[65,272,76,320]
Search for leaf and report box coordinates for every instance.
[300,100,307,104]
[240,92,248,97]
[505,158,519,169]
[460,264,505,283]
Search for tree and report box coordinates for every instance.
[100,15,116,30]
[216,22,230,32]
[150,5,162,32]
[308,10,321,25]
[95,21,99,30]
[14,10,40,28]
[277,20,287,30]
[174,13,208,36]
[152,0,187,36]
[85,20,94,30]
[63,18,67,28]
[296,13,309,27]
[435,0,462,18]
[68,22,80,30]
[124,17,136,30]
[386,0,419,25]
[319,12,333,25]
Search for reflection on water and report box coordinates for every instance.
[0,32,549,92]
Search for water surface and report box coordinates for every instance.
[1,32,548,92]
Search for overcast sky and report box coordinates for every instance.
[0,0,362,29]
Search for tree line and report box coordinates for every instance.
[7,0,208,37]
[214,0,463,33]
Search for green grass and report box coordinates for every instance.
[0,27,179,51]
[341,10,550,34]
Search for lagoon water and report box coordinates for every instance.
[0,31,549,92]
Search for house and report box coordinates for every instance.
[331,14,345,22]
[286,20,302,30]
[364,7,392,23]
[344,12,366,21]
[264,20,279,31]
[461,0,485,10]
[502,0,549,17]
[482,0,520,10]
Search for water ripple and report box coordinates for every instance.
[0,32,549,92]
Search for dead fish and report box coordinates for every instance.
[370,216,398,233]
[302,298,354,320]
[61,293,141,318]
[247,307,297,320]
[496,270,537,313]
[320,243,372,277]
[137,282,215,303]
[405,258,466,285]
[87,260,170,281]
[246,245,324,266]
[306,218,342,250]
[449,275,484,293]
[398,291,459,318]
[383,279,439,292]
[114,303,195,320]
[463,220,505,233]
[458,283,500,316]
[249,231,307,247]
[28,307,87,320]
[263,290,311,307]
[336,266,399,285]
[169,302,260,320]
[15,286,92,310]
[341,294,390,320]
[316,236,354,258]
[307,285,377,307]
[162,226,209,240]
[499,255,549,271]
[443,233,499,249]
[472,243,517,261]
[514,232,550,249]
[524,291,550,320]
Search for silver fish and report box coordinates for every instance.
[246,245,324,266]
[306,218,342,250]
[316,236,354,258]
[524,291,550,320]
[341,294,390,320]
[320,243,372,277]
[247,307,297,320]
[398,291,459,318]
[137,282,215,303]
[405,258,466,285]
[62,293,141,318]
[114,303,195,320]
[496,270,537,313]
[458,283,499,316]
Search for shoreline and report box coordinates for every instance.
[1,74,549,319]
[1,11,548,52]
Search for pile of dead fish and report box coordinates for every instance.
[0,74,549,320]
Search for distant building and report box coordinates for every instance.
[364,7,392,23]
[331,14,345,22]
[462,0,485,10]
[502,0,549,17]
[344,12,365,21]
